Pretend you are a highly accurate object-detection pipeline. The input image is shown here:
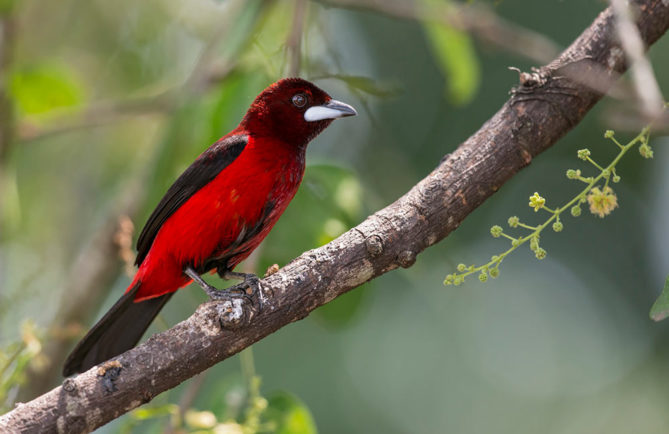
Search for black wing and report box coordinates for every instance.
[135,134,248,266]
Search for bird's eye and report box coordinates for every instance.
[291,93,307,108]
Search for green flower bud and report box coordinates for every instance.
[566,169,581,179]
[535,247,547,260]
[489,268,499,278]
[552,221,563,232]
[530,237,539,252]
[571,205,581,217]
[479,271,488,282]
[639,143,654,159]
[604,130,615,139]
[444,274,454,285]
[490,225,503,238]
[454,275,463,286]
[577,149,591,160]
[457,263,466,272]
[512,239,520,247]
[507,216,519,228]
[612,175,621,183]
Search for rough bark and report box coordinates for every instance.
[2,0,668,432]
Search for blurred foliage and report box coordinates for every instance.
[10,63,84,117]
[120,349,317,434]
[264,392,317,434]
[0,0,668,433]
[0,322,42,413]
[421,0,480,104]
[650,275,669,321]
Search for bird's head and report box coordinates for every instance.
[241,78,357,146]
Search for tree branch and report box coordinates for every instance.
[319,0,563,64]
[610,0,665,119]
[2,0,668,432]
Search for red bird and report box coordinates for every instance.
[63,78,356,376]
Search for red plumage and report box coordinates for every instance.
[132,133,306,301]
[63,78,356,375]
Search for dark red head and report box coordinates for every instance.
[240,78,357,146]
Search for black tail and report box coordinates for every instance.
[63,282,173,376]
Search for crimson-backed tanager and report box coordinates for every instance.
[63,78,356,376]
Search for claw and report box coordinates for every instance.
[185,266,264,311]
[225,275,264,311]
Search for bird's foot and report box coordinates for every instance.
[185,266,259,308]
[219,271,264,311]
[203,282,255,305]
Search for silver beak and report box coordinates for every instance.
[304,99,357,122]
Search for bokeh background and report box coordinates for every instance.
[1,0,669,432]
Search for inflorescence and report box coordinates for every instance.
[445,126,654,286]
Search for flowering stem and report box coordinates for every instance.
[585,156,605,171]
[445,124,653,286]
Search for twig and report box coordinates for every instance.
[1,1,668,432]
[286,0,308,76]
[318,0,562,64]
[610,0,665,120]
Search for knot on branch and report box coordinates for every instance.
[210,298,255,330]
[62,378,77,395]
[365,235,384,257]
[397,250,417,268]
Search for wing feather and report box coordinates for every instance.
[135,134,248,266]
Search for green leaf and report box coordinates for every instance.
[650,275,669,321]
[421,0,480,105]
[130,404,178,421]
[10,63,84,116]
[265,391,318,434]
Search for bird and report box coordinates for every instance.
[63,78,357,376]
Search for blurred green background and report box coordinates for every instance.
[1,0,669,432]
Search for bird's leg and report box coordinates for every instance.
[184,266,253,304]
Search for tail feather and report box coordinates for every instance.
[62,282,173,377]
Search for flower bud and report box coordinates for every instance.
[508,216,519,227]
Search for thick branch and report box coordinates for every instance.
[2,1,668,432]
